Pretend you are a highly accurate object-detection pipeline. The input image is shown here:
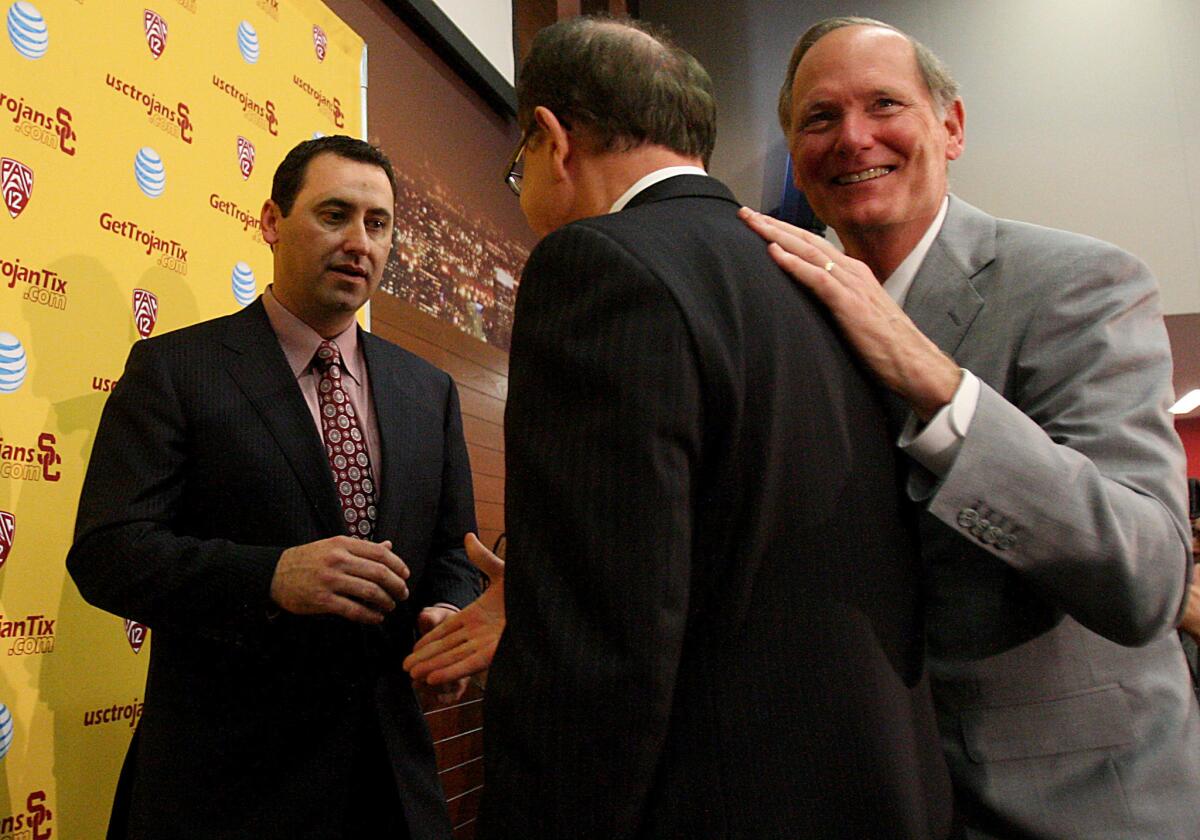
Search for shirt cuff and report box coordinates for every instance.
[430,602,461,613]
[898,369,980,477]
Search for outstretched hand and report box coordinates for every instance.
[738,207,960,421]
[404,533,505,687]
[1181,580,1200,644]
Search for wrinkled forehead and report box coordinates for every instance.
[793,25,923,103]
[298,154,394,208]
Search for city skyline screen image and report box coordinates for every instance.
[356,6,535,353]
[382,160,527,351]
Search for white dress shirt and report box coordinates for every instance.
[609,165,708,213]
[882,197,981,478]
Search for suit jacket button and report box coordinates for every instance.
[983,526,1005,545]
[997,534,1017,550]
[957,508,979,529]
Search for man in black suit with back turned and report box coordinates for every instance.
[471,17,954,839]
[68,136,479,839]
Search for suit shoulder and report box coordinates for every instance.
[532,195,767,278]
[128,307,248,360]
[361,331,453,386]
[994,216,1146,273]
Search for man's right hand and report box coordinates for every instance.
[270,536,410,624]
[404,533,505,685]
[1181,580,1200,643]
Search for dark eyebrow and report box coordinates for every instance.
[314,198,352,212]
[315,198,392,220]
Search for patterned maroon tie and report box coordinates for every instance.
[313,340,377,538]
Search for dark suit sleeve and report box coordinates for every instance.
[483,224,704,837]
[67,339,280,641]
[411,375,480,611]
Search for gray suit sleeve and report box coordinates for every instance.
[926,244,1190,645]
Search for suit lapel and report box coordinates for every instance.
[903,196,993,357]
[222,300,344,536]
[361,332,419,540]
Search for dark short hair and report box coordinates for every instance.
[517,16,716,167]
[777,16,959,132]
[270,135,397,216]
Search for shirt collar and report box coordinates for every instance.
[609,165,709,213]
[261,286,363,384]
[881,195,950,308]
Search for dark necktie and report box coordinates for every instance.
[313,340,377,538]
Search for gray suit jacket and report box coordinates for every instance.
[906,196,1200,838]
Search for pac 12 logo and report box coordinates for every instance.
[124,619,147,654]
[312,24,326,61]
[231,262,256,307]
[7,2,47,60]
[134,146,165,198]
[0,333,27,393]
[0,511,13,567]
[143,9,168,59]
[1,157,33,219]
[237,20,259,64]
[236,135,254,180]
[132,288,158,339]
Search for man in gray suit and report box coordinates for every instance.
[742,16,1200,839]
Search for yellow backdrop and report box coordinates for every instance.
[0,1,364,835]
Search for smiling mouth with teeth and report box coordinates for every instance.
[834,166,895,185]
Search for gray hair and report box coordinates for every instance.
[777,16,959,132]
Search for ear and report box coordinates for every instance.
[533,105,572,181]
[260,199,282,247]
[943,98,965,162]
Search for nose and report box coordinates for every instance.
[833,109,874,157]
[343,218,371,255]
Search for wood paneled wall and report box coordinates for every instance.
[371,292,508,553]
[370,291,504,839]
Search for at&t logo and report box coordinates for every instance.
[134,146,165,198]
[0,703,12,760]
[0,332,26,393]
[237,20,259,64]
[231,262,256,307]
[6,2,47,60]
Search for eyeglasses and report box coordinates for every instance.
[504,135,526,196]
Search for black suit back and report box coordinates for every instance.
[482,176,952,839]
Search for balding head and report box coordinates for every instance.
[516,16,716,166]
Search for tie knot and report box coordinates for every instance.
[314,340,342,371]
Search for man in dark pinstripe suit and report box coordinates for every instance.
[68,136,478,840]
[471,17,954,840]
